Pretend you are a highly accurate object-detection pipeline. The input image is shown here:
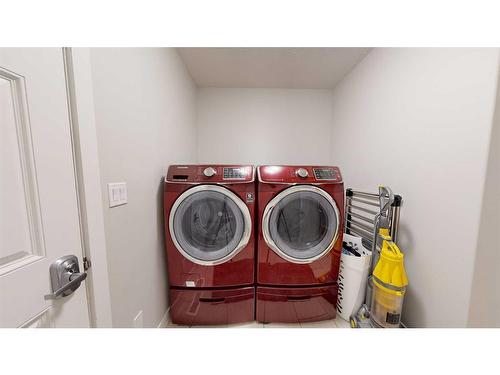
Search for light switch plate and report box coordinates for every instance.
[108,182,127,207]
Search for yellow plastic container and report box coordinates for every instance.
[370,229,408,328]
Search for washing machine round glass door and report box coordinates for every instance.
[263,185,340,264]
[169,185,252,266]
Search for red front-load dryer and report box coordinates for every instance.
[256,165,344,324]
[164,165,256,326]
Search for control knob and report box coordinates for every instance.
[296,168,309,178]
[203,167,217,177]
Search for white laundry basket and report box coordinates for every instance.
[336,233,372,321]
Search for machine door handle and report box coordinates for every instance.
[44,255,87,300]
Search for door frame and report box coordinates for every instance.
[62,47,113,327]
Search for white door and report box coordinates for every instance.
[0,48,90,327]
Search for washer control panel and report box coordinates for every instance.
[167,165,254,183]
[313,168,338,180]
[258,166,342,184]
[223,167,248,180]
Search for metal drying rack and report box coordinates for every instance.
[345,187,402,273]
[344,187,404,326]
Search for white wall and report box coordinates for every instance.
[89,48,197,327]
[329,48,500,327]
[196,88,333,164]
[86,48,499,328]
[468,66,500,327]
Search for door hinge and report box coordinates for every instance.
[83,257,91,271]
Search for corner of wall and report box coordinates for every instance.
[467,50,500,327]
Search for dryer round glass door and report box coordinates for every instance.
[169,185,252,265]
[263,185,340,264]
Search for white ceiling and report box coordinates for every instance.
[177,48,372,89]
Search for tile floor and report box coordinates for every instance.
[166,317,351,328]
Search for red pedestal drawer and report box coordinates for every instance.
[256,285,338,324]
[169,287,255,326]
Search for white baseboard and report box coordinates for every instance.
[157,308,170,328]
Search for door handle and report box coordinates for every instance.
[44,272,87,300]
[44,255,87,300]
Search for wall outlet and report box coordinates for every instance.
[133,310,143,328]
[108,182,127,207]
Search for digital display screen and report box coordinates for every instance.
[313,168,337,180]
[223,167,247,180]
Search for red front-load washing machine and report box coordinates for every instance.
[164,165,256,326]
[256,165,344,324]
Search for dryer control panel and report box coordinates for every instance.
[313,168,338,180]
[258,165,342,184]
[223,167,248,180]
[166,165,255,183]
